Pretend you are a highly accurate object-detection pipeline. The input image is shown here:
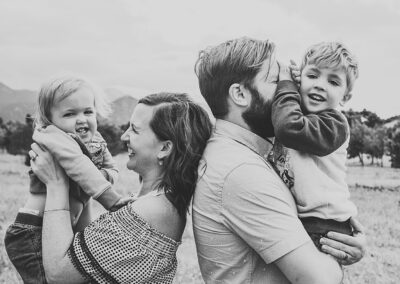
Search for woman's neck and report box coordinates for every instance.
[137,175,163,197]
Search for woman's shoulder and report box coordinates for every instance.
[129,193,186,241]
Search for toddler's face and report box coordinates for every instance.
[299,64,349,113]
[50,88,97,143]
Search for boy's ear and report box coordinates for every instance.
[228,83,250,107]
[340,93,352,106]
[157,140,173,160]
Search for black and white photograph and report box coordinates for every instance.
[0,0,399,283]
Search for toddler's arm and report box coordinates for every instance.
[272,64,348,156]
[84,131,119,185]
[99,147,119,184]
[32,125,122,210]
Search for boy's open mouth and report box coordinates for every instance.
[308,93,326,102]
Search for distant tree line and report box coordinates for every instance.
[345,109,400,168]
[1,110,400,168]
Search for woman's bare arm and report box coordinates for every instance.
[30,143,86,283]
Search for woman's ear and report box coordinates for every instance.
[157,140,173,160]
[228,83,249,107]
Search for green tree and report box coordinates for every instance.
[97,123,125,156]
[387,122,400,168]
[364,126,386,166]
[5,120,33,155]
[348,120,369,166]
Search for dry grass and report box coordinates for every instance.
[0,152,399,283]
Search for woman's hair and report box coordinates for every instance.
[138,92,213,217]
[34,76,111,127]
[194,37,275,118]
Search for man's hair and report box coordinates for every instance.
[34,76,111,127]
[138,92,212,218]
[195,37,275,118]
[301,42,359,93]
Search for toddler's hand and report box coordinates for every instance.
[277,61,292,82]
[289,59,301,85]
[109,196,137,212]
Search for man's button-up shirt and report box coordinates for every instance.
[193,119,310,283]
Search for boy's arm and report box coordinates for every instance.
[32,125,122,210]
[272,80,349,156]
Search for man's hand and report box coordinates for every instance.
[320,217,367,265]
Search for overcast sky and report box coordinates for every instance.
[0,0,399,118]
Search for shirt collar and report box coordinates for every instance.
[214,119,273,158]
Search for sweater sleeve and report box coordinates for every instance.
[32,125,121,210]
[272,80,349,156]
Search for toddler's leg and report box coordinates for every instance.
[4,211,47,284]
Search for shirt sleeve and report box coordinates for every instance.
[33,125,121,210]
[272,80,349,156]
[221,163,310,264]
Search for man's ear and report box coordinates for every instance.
[228,83,250,107]
[157,140,173,160]
[340,92,352,106]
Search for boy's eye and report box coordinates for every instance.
[63,113,73,117]
[329,80,340,86]
[85,110,94,115]
[307,74,317,79]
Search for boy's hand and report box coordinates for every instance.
[109,196,137,212]
[277,61,292,82]
[289,59,301,85]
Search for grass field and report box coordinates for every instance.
[0,152,399,283]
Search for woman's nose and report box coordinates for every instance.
[121,130,128,141]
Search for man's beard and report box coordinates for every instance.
[242,86,274,139]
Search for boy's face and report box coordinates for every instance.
[50,88,97,143]
[299,64,350,113]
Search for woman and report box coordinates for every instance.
[29,92,213,283]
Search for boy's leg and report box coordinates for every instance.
[4,210,47,284]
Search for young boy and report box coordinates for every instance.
[269,42,359,249]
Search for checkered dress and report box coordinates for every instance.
[68,202,180,283]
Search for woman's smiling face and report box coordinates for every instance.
[121,103,164,175]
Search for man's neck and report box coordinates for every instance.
[223,111,252,133]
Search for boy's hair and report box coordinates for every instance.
[195,37,275,118]
[138,92,212,218]
[34,76,111,127]
[301,42,359,93]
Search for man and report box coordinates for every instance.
[192,37,365,284]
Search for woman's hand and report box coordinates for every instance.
[320,217,367,265]
[29,142,68,189]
